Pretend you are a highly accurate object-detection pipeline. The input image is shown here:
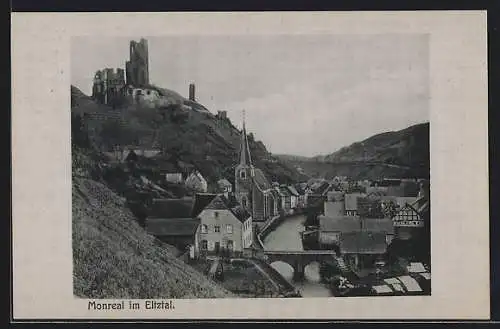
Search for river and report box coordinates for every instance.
[262,214,333,297]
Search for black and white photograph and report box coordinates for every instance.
[71,34,431,299]
[12,11,489,320]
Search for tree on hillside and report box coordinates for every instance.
[99,120,138,151]
[71,114,91,149]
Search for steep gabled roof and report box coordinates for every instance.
[319,216,362,232]
[340,231,387,254]
[362,218,394,233]
[287,185,300,196]
[148,198,194,219]
[146,218,199,237]
[313,181,331,195]
[253,168,271,190]
[217,178,232,188]
[202,194,251,223]
[279,186,291,197]
[191,193,218,218]
[238,118,252,166]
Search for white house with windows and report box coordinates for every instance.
[185,170,208,193]
[193,194,253,255]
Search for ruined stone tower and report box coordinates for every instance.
[125,38,149,87]
[189,83,196,101]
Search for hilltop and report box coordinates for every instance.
[276,122,429,180]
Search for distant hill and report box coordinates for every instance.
[275,122,429,180]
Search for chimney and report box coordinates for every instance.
[189,83,196,101]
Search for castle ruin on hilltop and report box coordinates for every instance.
[91,38,202,111]
[92,38,150,106]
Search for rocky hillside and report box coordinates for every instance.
[276,122,430,180]
[72,151,232,298]
[71,85,305,187]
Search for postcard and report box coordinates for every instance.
[11,11,489,320]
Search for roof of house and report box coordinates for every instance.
[320,216,393,233]
[191,193,218,218]
[148,198,194,219]
[366,190,388,199]
[319,216,362,232]
[395,197,419,208]
[287,185,300,196]
[362,218,394,233]
[279,186,291,197]
[345,193,364,211]
[314,181,331,195]
[146,218,199,237]
[253,168,271,190]
[186,171,206,182]
[203,194,251,223]
[339,231,387,254]
[411,195,430,216]
[295,184,307,194]
[217,178,232,187]
[327,191,345,202]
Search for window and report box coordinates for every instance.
[201,224,208,233]
[214,211,219,219]
[242,196,247,208]
[226,224,233,234]
[227,240,234,251]
[201,240,208,250]
[240,170,246,179]
[214,225,220,233]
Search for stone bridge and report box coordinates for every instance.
[263,250,337,281]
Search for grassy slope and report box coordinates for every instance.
[72,173,232,299]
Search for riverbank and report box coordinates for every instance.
[262,213,334,297]
[190,257,299,298]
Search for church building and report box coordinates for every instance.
[234,118,279,222]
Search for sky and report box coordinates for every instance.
[71,34,429,157]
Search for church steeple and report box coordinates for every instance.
[239,110,253,166]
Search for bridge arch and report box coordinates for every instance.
[303,261,322,283]
[270,261,294,281]
[264,250,337,282]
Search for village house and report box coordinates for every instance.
[234,118,279,222]
[324,191,345,217]
[344,192,365,216]
[287,185,300,210]
[165,173,184,184]
[295,183,308,208]
[217,178,233,197]
[392,203,425,240]
[145,198,198,253]
[278,185,292,215]
[318,215,394,271]
[185,170,208,193]
[193,193,253,256]
[305,180,331,206]
[390,179,430,240]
